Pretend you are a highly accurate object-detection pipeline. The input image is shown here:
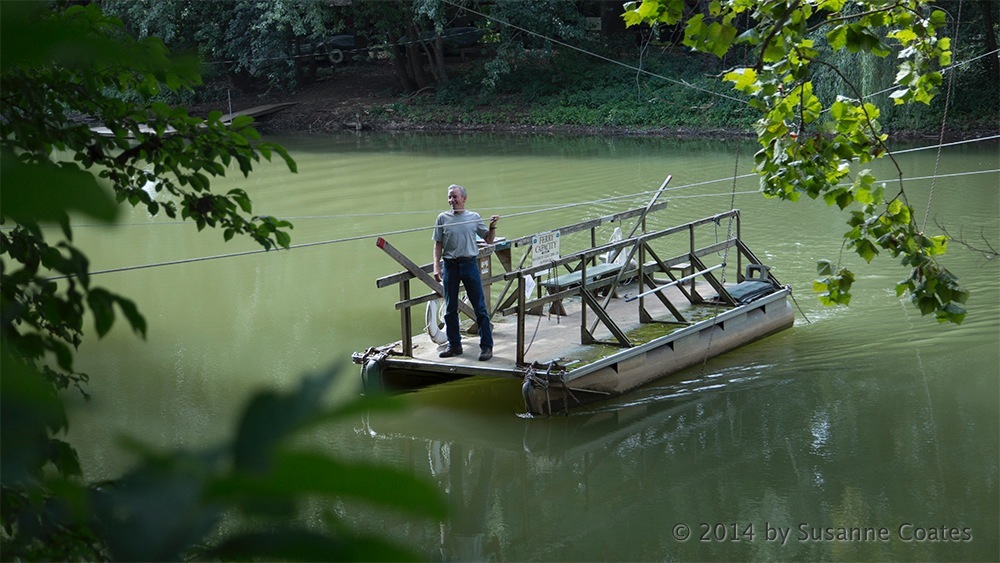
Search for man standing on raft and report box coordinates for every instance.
[432,184,500,361]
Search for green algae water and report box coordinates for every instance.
[67,133,999,561]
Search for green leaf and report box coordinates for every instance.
[936,302,966,324]
[1,346,72,483]
[622,9,645,28]
[270,144,297,173]
[114,295,148,338]
[232,370,337,472]
[895,280,911,297]
[817,259,835,276]
[926,235,948,255]
[230,115,254,130]
[91,462,220,562]
[275,230,291,249]
[50,439,82,477]
[683,13,706,48]
[889,28,918,45]
[854,238,878,263]
[1,151,118,224]
[724,67,758,93]
[210,451,448,520]
[228,188,253,214]
[87,288,115,337]
[827,25,847,50]
[915,295,939,316]
[207,529,419,562]
[887,198,903,216]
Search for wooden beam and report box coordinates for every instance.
[399,278,412,355]
[690,255,737,306]
[580,289,631,347]
[376,237,477,320]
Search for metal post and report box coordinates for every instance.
[400,278,412,356]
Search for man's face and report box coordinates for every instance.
[447,188,466,211]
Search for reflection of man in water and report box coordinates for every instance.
[432,184,499,361]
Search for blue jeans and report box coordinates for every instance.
[442,257,493,351]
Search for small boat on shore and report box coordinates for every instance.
[353,176,794,415]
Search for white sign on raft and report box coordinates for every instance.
[532,230,560,267]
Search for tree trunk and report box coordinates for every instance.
[431,35,449,84]
[293,36,304,85]
[405,23,431,90]
[979,0,1000,84]
[388,32,417,93]
[600,0,626,37]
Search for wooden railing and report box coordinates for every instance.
[374,207,777,365]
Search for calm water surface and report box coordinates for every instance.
[68,133,999,561]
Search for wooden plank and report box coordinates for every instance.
[395,291,446,311]
[542,262,623,290]
[376,237,478,321]
[218,102,299,123]
[377,263,434,288]
[376,246,499,288]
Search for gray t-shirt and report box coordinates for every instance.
[432,210,488,259]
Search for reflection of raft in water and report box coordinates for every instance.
[353,179,793,416]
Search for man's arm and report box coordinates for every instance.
[485,215,500,244]
[433,240,444,282]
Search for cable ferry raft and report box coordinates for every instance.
[353,191,794,415]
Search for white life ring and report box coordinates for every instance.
[328,48,344,64]
[425,298,448,345]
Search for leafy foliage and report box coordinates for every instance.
[1,2,442,560]
[476,0,588,91]
[88,370,445,562]
[1,1,296,394]
[104,0,341,91]
[624,0,969,323]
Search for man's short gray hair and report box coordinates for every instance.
[447,184,467,198]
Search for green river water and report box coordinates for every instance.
[66,133,998,561]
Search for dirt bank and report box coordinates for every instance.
[197,61,994,141]
[193,62,755,138]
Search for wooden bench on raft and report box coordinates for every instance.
[539,262,632,316]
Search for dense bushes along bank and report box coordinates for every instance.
[248,46,996,138]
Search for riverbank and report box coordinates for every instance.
[196,60,995,141]
[208,70,747,138]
